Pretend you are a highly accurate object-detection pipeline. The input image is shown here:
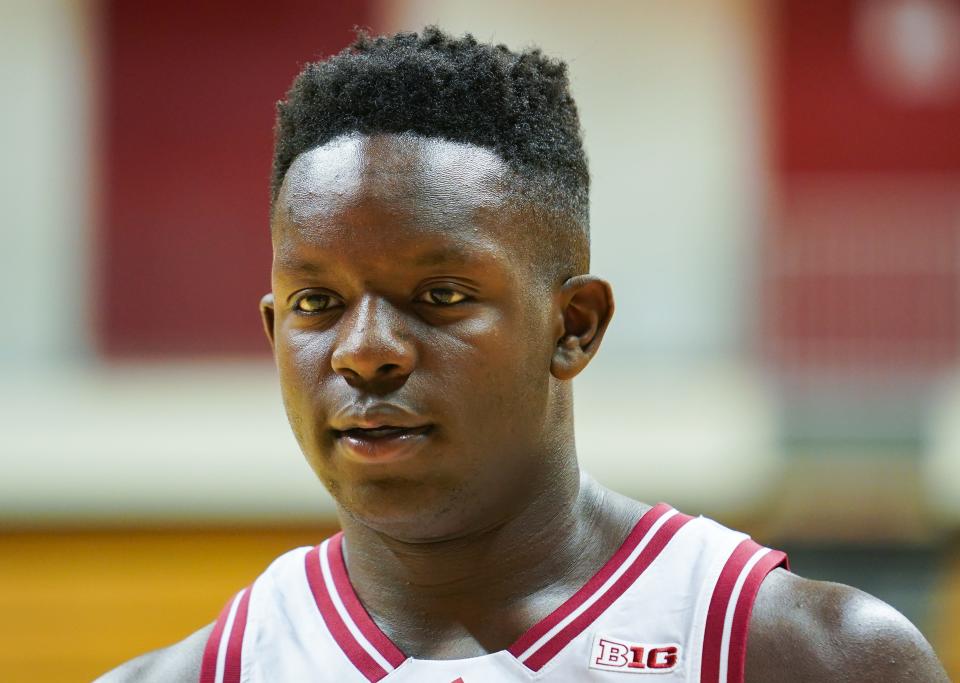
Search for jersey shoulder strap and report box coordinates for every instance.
[695,517,788,683]
[197,545,313,683]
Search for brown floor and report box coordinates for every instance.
[931,542,960,679]
[0,525,335,683]
[1,526,956,682]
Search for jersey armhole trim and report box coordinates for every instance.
[199,587,251,683]
[725,549,787,683]
[699,540,788,683]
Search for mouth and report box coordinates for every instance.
[332,424,434,463]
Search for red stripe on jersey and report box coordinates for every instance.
[521,511,694,672]
[199,593,235,683]
[724,549,788,683]
[222,588,251,683]
[700,539,787,683]
[305,544,391,682]
[328,534,407,668]
[700,539,759,683]
[507,502,675,660]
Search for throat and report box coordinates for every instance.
[385,606,540,660]
[358,549,601,660]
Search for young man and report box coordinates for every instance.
[99,28,949,682]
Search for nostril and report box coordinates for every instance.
[336,367,363,388]
[335,362,410,395]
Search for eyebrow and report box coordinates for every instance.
[273,260,325,277]
[274,245,482,277]
[411,247,475,268]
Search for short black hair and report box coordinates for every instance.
[272,26,590,276]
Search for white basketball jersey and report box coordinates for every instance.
[199,503,787,683]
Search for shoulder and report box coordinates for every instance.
[745,568,949,682]
[94,625,212,683]
[93,623,212,683]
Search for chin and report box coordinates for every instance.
[337,477,476,542]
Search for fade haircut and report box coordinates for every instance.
[271,26,590,277]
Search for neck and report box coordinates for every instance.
[335,471,637,657]
[341,464,591,593]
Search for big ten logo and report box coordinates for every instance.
[589,634,681,674]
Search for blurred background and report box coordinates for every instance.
[1,0,959,679]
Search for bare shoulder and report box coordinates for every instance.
[93,623,213,683]
[745,568,949,683]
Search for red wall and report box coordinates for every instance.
[99,1,373,357]
[766,0,960,373]
[775,0,960,174]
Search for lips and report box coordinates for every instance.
[337,425,431,440]
[329,402,429,432]
[328,401,434,464]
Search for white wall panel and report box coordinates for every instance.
[0,0,95,364]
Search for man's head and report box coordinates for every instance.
[261,28,613,541]
[271,27,590,280]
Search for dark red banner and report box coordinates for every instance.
[99,0,372,357]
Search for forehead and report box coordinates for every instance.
[272,134,514,246]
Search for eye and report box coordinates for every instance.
[417,288,469,306]
[293,292,341,314]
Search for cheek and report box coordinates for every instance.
[432,308,553,431]
[276,328,332,437]
[279,327,327,371]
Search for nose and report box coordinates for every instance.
[330,295,416,392]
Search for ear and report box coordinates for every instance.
[259,292,276,351]
[550,275,614,381]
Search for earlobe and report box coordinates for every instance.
[259,293,276,351]
[551,334,586,381]
[550,275,614,381]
